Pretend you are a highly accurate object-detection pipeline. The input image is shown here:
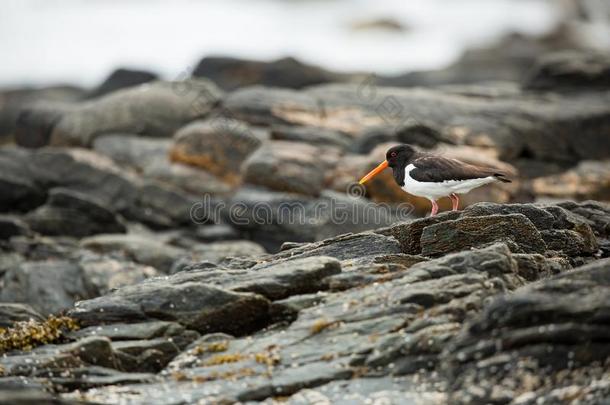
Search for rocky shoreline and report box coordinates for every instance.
[1,45,610,404]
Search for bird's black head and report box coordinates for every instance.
[386,144,416,169]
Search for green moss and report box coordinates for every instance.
[0,315,80,353]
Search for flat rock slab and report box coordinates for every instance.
[69,279,271,336]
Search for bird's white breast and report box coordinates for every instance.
[402,164,495,200]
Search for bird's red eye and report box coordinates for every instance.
[390,152,397,158]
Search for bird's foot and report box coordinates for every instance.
[450,193,459,211]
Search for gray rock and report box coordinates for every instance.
[188,240,265,265]
[67,321,199,350]
[0,148,47,212]
[524,50,610,91]
[443,257,610,404]
[25,188,126,237]
[0,215,31,239]
[50,79,223,146]
[69,278,271,336]
[226,188,395,251]
[78,253,161,295]
[112,338,180,372]
[0,261,92,315]
[242,141,340,196]
[0,303,44,327]
[270,125,353,150]
[175,256,341,301]
[80,234,185,273]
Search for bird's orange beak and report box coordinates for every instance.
[359,160,389,184]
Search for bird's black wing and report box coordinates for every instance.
[409,156,508,183]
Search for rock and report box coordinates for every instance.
[192,56,345,91]
[557,200,610,238]
[187,240,266,265]
[0,215,31,239]
[242,141,340,196]
[0,261,93,315]
[0,389,74,405]
[223,86,321,127]
[443,257,610,404]
[112,338,180,372]
[123,182,199,229]
[0,148,47,212]
[170,118,262,185]
[26,147,139,214]
[269,125,353,150]
[24,188,126,237]
[78,253,161,296]
[49,79,223,147]
[349,17,407,32]
[531,160,610,201]
[0,303,44,327]
[194,224,241,242]
[0,85,84,144]
[89,68,159,98]
[92,134,171,170]
[69,278,271,336]
[420,214,547,256]
[524,50,610,91]
[93,134,232,196]
[351,122,442,154]
[381,203,598,258]
[175,256,341,301]
[225,188,396,252]
[67,321,199,350]
[267,232,401,263]
[80,234,185,273]
[0,336,119,376]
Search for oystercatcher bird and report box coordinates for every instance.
[359,144,511,216]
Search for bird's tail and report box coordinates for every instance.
[492,172,512,183]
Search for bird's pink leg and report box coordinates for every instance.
[450,193,459,211]
[430,200,439,216]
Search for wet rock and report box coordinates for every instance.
[49,79,223,147]
[69,278,271,336]
[242,141,340,196]
[443,257,610,404]
[112,338,180,372]
[192,56,345,91]
[524,50,610,91]
[25,188,126,237]
[89,68,159,98]
[170,118,262,185]
[80,234,185,273]
[0,303,44,327]
[0,336,119,376]
[0,261,92,315]
[532,160,610,201]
